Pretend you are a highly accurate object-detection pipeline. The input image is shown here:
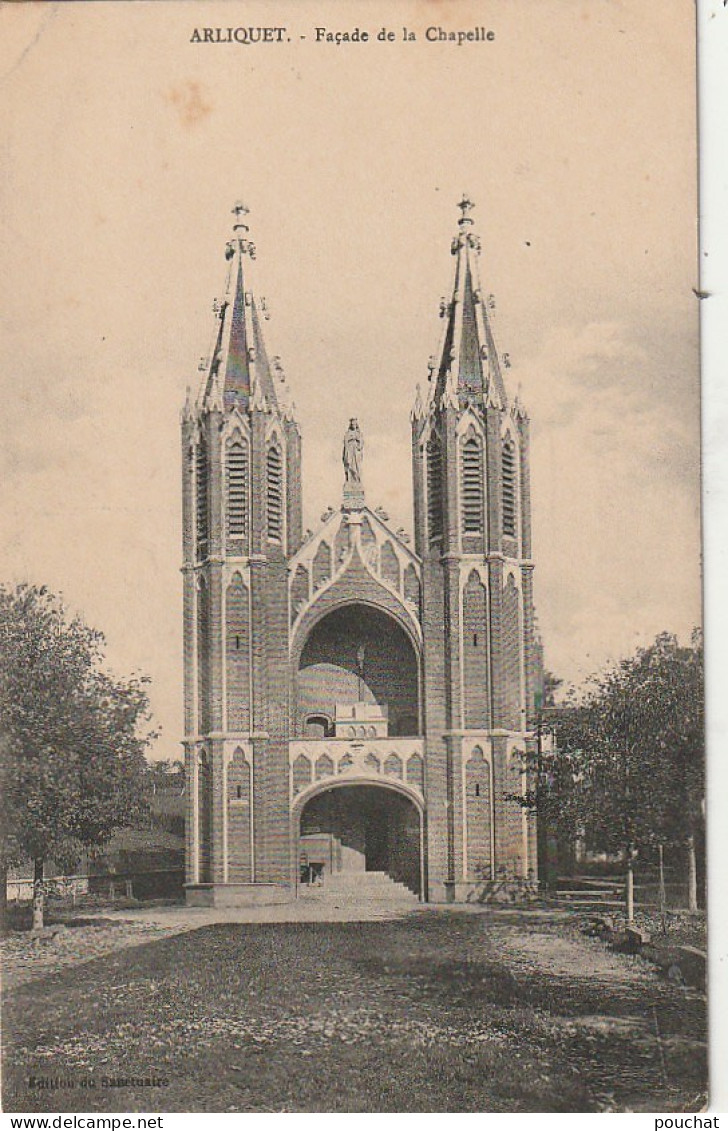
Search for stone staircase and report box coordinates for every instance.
[299,870,419,903]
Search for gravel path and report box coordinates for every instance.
[494,923,657,985]
[1,902,648,993]
[1,899,430,989]
[1,920,182,990]
[1,907,707,1112]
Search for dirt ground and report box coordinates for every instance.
[1,905,708,1113]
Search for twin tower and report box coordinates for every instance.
[181,200,539,906]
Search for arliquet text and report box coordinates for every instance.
[190,27,288,43]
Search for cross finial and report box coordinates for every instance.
[457,194,475,225]
[232,201,250,229]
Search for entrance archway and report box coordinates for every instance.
[294,603,420,738]
[297,783,423,897]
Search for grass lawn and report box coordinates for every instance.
[2,911,707,1113]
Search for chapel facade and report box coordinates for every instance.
[181,200,539,906]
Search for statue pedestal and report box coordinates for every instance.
[342,483,365,511]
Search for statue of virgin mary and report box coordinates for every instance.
[342,418,364,484]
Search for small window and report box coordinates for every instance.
[502,439,517,538]
[304,714,332,739]
[267,445,284,541]
[426,434,443,542]
[226,440,249,538]
[196,437,208,548]
[461,436,484,534]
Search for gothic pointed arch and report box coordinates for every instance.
[461,430,485,535]
[315,752,334,780]
[295,601,420,739]
[292,753,312,795]
[426,429,444,543]
[505,747,526,875]
[384,752,403,779]
[462,570,490,729]
[266,441,284,542]
[501,432,518,539]
[225,435,249,545]
[197,747,212,883]
[196,433,209,556]
[227,745,252,881]
[290,562,422,665]
[197,576,210,733]
[502,575,522,729]
[465,746,491,880]
[226,572,250,732]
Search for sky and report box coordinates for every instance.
[0,0,701,759]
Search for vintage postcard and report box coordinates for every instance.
[0,0,712,1116]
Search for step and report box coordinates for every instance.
[323,871,406,886]
[300,870,419,901]
[325,873,404,882]
[323,881,416,898]
[300,888,418,903]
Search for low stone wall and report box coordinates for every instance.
[184,882,292,908]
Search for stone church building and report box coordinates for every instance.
[182,200,539,906]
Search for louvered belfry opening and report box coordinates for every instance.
[266,444,283,541]
[461,435,484,534]
[426,433,443,543]
[501,438,517,538]
[196,435,208,554]
[226,439,249,538]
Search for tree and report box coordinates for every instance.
[145,758,185,795]
[508,670,578,886]
[0,584,156,929]
[554,632,704,917]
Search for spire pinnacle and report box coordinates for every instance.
[232,200,250,232]
[457,194,475,226]
[410,382,425,423]
[228,200,256,260]
[181,384,193,422]
[192,202,291,417]
[427,198,510,414]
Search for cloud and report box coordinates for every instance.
[516,320,700,687]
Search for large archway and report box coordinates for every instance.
[294,603,420,738]
[297,783,422,897]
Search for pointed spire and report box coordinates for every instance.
[512,387,529,421]
[250,382,268,413]
[431,198,510,414]
[410,382,424,422]
[196,202,291,420]
[181,385,193,422]
[207,366,224,413]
